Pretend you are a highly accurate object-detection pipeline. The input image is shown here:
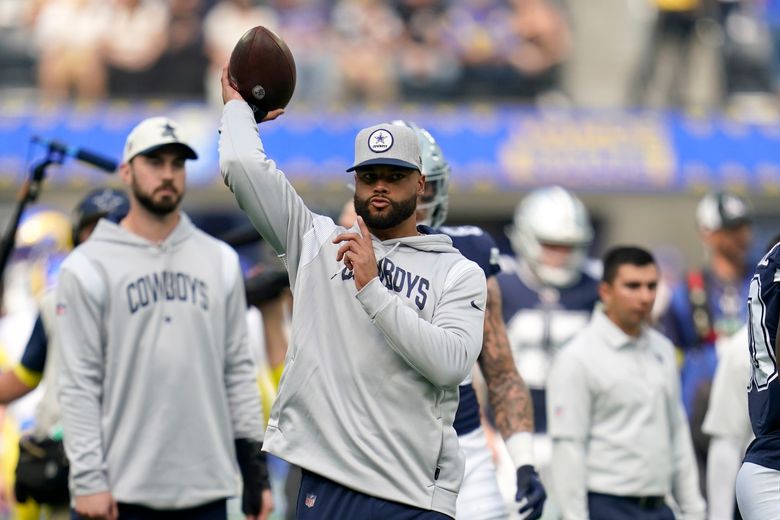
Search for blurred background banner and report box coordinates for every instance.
[2,103,779,193]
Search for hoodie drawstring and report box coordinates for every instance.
[330,241,401,280]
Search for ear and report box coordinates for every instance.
[598,281,610,308]
[417,173,425,195]
[118,162,132,187]
[699,228,716,246]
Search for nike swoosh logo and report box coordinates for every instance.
[470,300,483,311]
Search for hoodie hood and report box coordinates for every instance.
[88,212,196,249]
[352,224,459,254]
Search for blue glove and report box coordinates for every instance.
[515,465,546,520]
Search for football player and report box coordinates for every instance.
[396,121,547,520]
[497,186,600,517]
[736,237,780,519]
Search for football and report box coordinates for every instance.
[228,26,297,117]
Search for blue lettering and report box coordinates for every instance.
[189,276,200,306]
[392,267,405,293]
[147,273,163,303]
[199,281,209,310]
[126,271,209,312]
[176,273,187,301]
[165,271,176,299]
[383,259,395,290]
[405,272,420,298]
[137,278,150,307]
[127,282,139,314]
[415,278,429,310]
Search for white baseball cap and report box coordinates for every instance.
[122,117,198,163]
[346,124,422,172]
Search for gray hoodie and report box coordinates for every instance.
[55,214,262,508]
[219,101,486,517]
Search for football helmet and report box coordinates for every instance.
[508,186,593,287]
[72,187,130,245]
[391,120,451,228]
[14,208,73,298]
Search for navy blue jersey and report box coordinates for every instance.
[20,313,47,374]
[439,225,500,279]
[744,242,780,470]
[437,225,500,435]
[662,270,751,350]
[498,268,599,324]
[497,263,599,432]
[661,269,751,416]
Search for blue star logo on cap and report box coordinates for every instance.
[161,122,178,140]
[368,129,393,153]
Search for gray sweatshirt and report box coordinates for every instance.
[219,101,486,517]
[55,214,263,508]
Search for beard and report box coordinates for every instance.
[131,174,183,216]
[354,192,417,230]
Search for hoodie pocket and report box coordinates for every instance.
[433,424,464,493]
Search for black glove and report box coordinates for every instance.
[515,465,546,520]
[234,438,271,516]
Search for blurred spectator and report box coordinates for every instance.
[271,0,341,106]
[0,0,40,88]
[630,0,703,108]
[439,0,526,99]
[393,0,461,100]
[331,0,403,103]
[507,0,570,101]
[719,0,776,116]
[203,0,279,107]
[660,190,754,496]
[102,0,170,99]
[33,0,110,100]
[152,0,208,99]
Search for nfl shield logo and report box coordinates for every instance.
[305,493,317,508]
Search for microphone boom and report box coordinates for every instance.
[32,137,117,173]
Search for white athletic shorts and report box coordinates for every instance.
[736,461,780,520]
[456,426,509,520]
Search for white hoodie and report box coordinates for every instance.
[56,214,262,508]
[219,100,486,517]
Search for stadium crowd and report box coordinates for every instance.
[0,0,779,114]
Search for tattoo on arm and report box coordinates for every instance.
[478,277,534,437]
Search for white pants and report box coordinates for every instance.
[456,427,509,520]
[736,461,780,520]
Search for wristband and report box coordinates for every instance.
[505,432,535,468]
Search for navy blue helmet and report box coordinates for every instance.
[72,188,130,245]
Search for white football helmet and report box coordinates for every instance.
[391,120,451,228]
[507,186,593,287]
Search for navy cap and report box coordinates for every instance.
[696,191,753,231]
[73,188,130,243]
